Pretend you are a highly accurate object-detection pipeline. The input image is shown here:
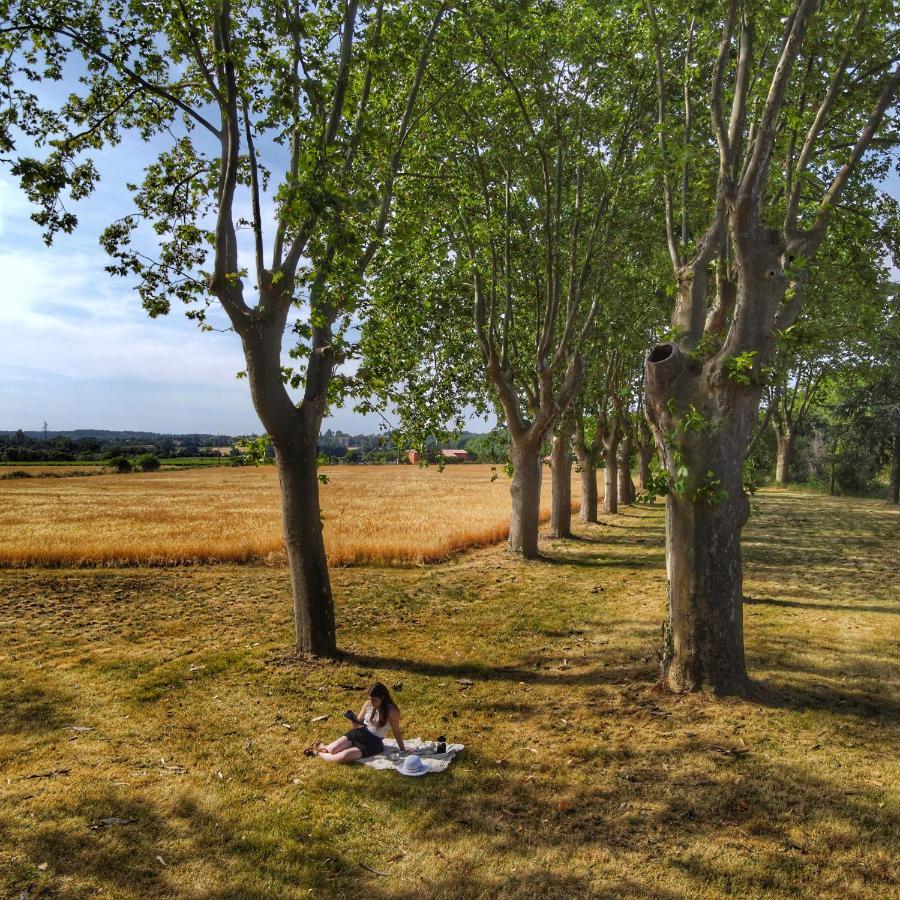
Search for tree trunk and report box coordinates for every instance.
[636,417,654,491]
[664,453,749,694]
[275,431,337,656]
[617,432,634,505]
[645,341,753,695]
[602,443,619,514]
[574,444,598,523]
[889,433,900,505]
[638,445,653,490]
[774,426,794,486]
[242,319,337,657]
[550,424,573,538]
[509,437,542,557]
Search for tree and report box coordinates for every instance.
[642,0,898,693]
[136,453,161,472]
[2,0,449,656]
[384,2,656,557]
[834,314,900,503]
[764,213,894,485]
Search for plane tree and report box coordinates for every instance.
[642,0,898,693]
[1,0,450,656]
[364,0,653,558]
[764,213,895,485]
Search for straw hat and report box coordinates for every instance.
[397,754,430,777]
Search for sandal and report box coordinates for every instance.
[303,740,325,758]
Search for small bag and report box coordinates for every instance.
[435,735,446,754]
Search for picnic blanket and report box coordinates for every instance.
[357,737,464,773]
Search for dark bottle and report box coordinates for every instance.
[436,735,446,754]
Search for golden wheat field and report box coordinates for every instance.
[0,464,575,567]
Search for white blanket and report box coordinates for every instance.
[357,737,465,773]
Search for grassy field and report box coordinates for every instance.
[0,464,564,567]
[1,490,897,898]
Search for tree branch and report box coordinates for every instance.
[644,0,681,270]
[784,9,867,236]
[741,0,817,202]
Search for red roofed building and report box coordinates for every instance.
[407,448,469,464]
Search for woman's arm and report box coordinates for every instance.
[388,707,405,752]
[356,700,369,724]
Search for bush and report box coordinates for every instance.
[107,456,133,473]
[136,453,161,472]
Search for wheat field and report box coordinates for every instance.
[0,464,576,567]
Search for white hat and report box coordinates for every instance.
[397,754,430,777]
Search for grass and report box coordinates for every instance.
[0,490,897,898]
[0,464,570,567]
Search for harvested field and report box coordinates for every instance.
[0,464,574,567]
[0,491,897,898]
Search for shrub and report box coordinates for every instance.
[136,454,161,472]
[107,456,133,473]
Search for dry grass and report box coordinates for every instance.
[0,490,897,898]
[0,464,577,567]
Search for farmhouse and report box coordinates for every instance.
[406,449,470,464]
[441,449,469,462]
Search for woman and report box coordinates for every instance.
[311,682,405,763]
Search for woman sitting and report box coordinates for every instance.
[313,682,405,763]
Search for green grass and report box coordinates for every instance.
[0,490,897,898]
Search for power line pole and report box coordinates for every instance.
[43,420,48,442]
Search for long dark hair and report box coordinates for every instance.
[368,682,397,727]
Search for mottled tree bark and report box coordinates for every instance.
[574,420,599,523]
[600,403,622,515]
[242,312,337,656]
[550,420,574,538]
[645,341,754,695]
[617,429,634,505]
[508,436,543,557]
[773,423,795,486]
[889,433,900,505]
[636,417,655,491]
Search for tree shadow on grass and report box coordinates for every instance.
[0,666,73,737]
[347,734,897,899]
[747,676,900,724]
[339,650,658,690]
[537,550,666,570]
[11,785,343,899]
[361,868,661,900]
[744,595,898,616]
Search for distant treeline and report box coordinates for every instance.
[0,427,508,464]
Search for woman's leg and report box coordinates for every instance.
[317,747,363,764]
[325,736,352,753]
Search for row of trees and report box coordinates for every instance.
[4,0,896,692]
[0,431,235,461]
